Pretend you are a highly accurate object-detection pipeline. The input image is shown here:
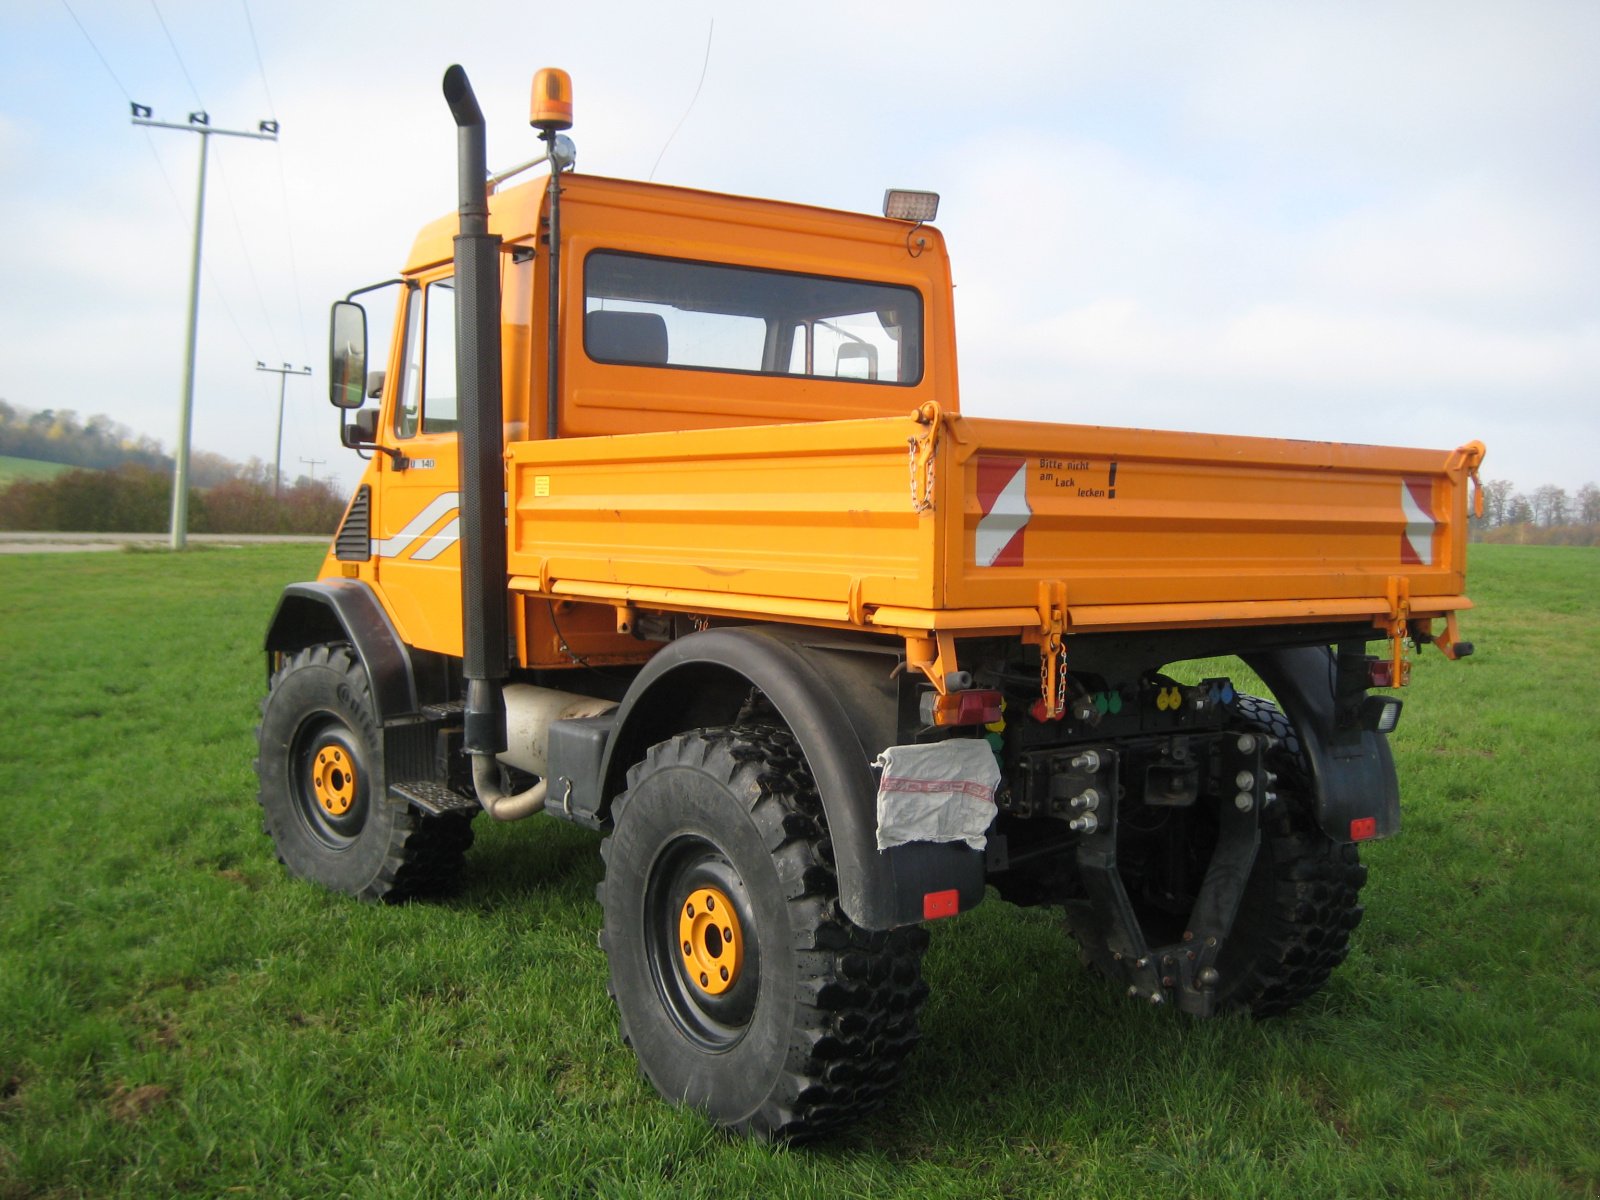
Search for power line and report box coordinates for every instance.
[58,0,261,375]
[211,142,283,350]
[65,0,306,476]
[240,0,312,364]
[143,2,283,356]
[131,107,279,550]
[59,0,133,101]
[240,0,277,116]
[149,0,205,109]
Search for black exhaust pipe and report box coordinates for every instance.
[442,64,507,760]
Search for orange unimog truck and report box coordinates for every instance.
[259,66,1485,1140]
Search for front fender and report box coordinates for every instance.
[263,581,419,723]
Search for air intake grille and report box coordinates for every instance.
[335,485,371,561]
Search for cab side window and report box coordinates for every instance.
[394,278,457,439]
[421,281,457,433]
[394,289,423,439]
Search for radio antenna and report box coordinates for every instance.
[648,18,714,181]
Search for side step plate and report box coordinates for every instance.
[390,780,481,817]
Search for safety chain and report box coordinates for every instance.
[1039,631,1067,719]
[907,435,937,513]
[907,404,940,513]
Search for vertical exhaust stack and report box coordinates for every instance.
[442,65,509,766]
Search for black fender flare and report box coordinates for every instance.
[1244,646,1401,843]
[263,581,419,723]
[582,626,983,930]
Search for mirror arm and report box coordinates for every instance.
[341,417,409,468]
[364,443,409,469]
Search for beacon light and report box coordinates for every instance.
[530,67,574,133]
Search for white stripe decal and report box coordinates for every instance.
[372,491,460,559]
[975,464,1031,567]
[1400,483,1435,566]
[409,517,460,562]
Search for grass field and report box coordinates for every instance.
[1,544,1596,1198]
[0,457,72,486]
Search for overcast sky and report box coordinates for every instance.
[3,0,1597,496]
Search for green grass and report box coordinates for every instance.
[0,456,73,485]
[1,544,1596,1198]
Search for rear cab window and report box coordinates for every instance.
[583,251,922,386]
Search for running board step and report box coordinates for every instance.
[390,780,481,816]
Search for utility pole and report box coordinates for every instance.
[298,456,325,481]
[132,103,278,549]
[256,361,312,498]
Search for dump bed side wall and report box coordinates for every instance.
[506,416,940,618]
[505,412,1473,638]
[942,417,1472,627]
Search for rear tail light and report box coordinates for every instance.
[921,688,1004,727]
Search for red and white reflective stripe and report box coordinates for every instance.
[1399,478,1435,566]
[975,456,1031,568]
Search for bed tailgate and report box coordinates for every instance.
[942,416,1485,632]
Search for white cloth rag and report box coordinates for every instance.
[874,740,1000,852]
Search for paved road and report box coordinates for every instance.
[0,532,329,554]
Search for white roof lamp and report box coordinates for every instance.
[882,190,940,257]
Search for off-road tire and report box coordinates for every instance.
[256,643,474,902]
[1211,694,1368,1016]
[598,726,929,1142]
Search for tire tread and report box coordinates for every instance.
[601,725,928,1142]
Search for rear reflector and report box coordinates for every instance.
[922,889,960,920]
[1350,816,1378,841]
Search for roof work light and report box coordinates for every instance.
[883,189,940,222]
[530,67,574,132]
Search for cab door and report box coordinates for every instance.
[372,274,465,657]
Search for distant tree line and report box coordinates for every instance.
[0,400,254,487]
[0,400,346,535]
[0,400,169,473]
[1474,480,1600,547]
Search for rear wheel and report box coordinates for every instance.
[1211,695,1368,1015]
[1070,695,1367,1016]
[256,643,474,901]
[599,726,928,1141]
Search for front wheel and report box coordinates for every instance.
[599,726,928,1141]
[255,643,474,901]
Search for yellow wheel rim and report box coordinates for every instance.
[312,744,357,816]
[678,885,744,996]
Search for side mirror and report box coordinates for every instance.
[341,407,380,449]
[329,301,368,409]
